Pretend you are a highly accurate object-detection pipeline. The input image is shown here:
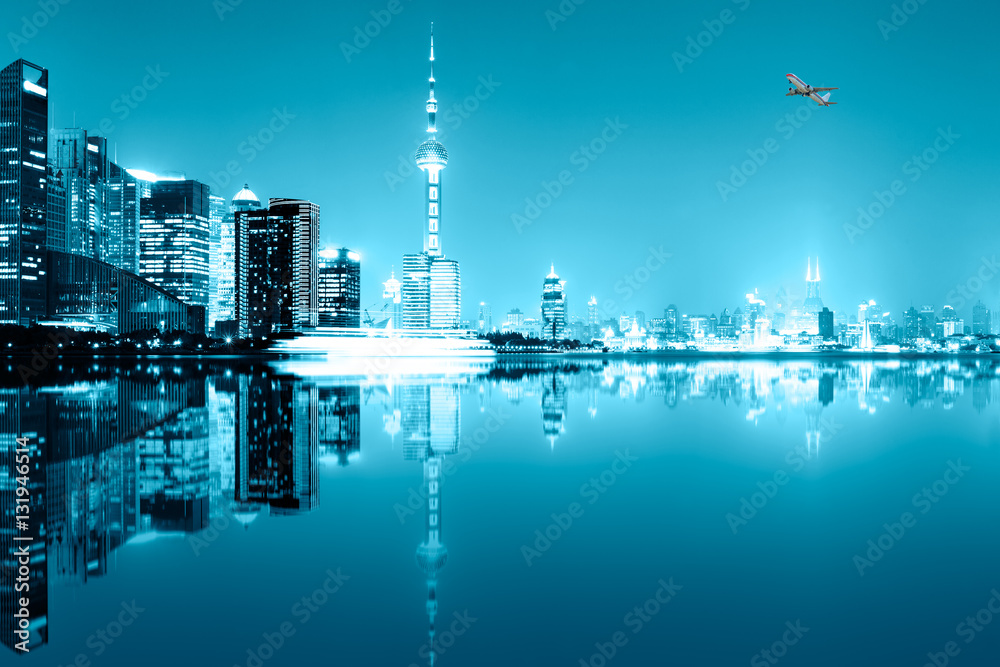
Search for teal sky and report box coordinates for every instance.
[4,0,998,323]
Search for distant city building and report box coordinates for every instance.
[665,305,678,337]
[541,265,567,341]
[732,307,744,332]
[318,247,361,327]
[140,180,211,307]
[587,296,599,326]
[0,59,48,327]
[904,306,919,341]
[973,301,991,335]
[745,291,766,329]
[505,308,524,331]
[619,313,631,334]
[633,310,646,331]
[789,258,824,334]
[819,307,834,340]
[235,198,320,338]
[717,308,735,338]
[941,306,962,337]
[383,269,403,329]
[477,302,492,334]
[919,305,936,339]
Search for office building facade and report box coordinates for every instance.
[318,247,361,327]
[0,59,48,326]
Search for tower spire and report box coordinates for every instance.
[426,23,437,134]
[815,257,820,282]
[806,257,812,282]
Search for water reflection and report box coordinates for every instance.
[0,357,998,656]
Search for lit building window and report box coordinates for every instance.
[429,234,438,248]
[429,171,439,184]
[429,218,438,232]
[429,186,438,200]
[429,203,438,216]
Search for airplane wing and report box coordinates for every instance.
[811,87,838,91]
[785,91,796,96]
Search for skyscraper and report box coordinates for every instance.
[318,247,361,327]
[402,25,462,329]
[904,306,919,341]
[0,60,48,326]
[819,307,834,339]
[973,301,991,335]
[798,257,824,334]
[383,269,403,329]
[919,305,936,339]
[235,198,319,338]
[48,129,108,261]
[587,296,599,326]
[140,180,211,307]
[541,265,567,342]
[220,185,261,336]
[478,302,492,334]
[429,257,460,328]
[206,193,226,332]
[104,162,141,273]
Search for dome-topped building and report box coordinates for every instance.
[232,183,260,209]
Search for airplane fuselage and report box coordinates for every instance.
[786,73,835,106]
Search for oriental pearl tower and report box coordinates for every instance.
[402,24,461,330]
[415,23,448,256]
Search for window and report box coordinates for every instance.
[429,218,438,232]
[429,234,438,248]
[429,203,438,216]
[429,186,438,200]
[429,171,439,184]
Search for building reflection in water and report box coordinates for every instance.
[1,357,999,654]
[234,367,319,516]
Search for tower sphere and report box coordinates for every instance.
[415,139,449,169]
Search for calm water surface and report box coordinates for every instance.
[2,357,999,666]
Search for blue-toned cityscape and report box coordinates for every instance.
[2,1,1000,665]
[0,39,996,355]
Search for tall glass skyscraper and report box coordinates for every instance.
[401,26,462,329]
[235,198,319,338]
[973,300,991,335]
[541,265,567,341]
[0,59,48,326]
[318,247,361,327]
[218,185,260,336]
[104,162,141,273]
[48,129,108,261]
[207,193,226,331]
[139,180,211,307]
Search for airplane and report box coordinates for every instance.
[785,73,838,106]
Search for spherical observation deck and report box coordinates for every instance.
[415,139,449,169]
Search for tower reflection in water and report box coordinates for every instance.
[398,383,460,666]
[1,358,998,655]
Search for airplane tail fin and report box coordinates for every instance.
[821,93,831,102]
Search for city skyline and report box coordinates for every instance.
[3,0,997,324]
